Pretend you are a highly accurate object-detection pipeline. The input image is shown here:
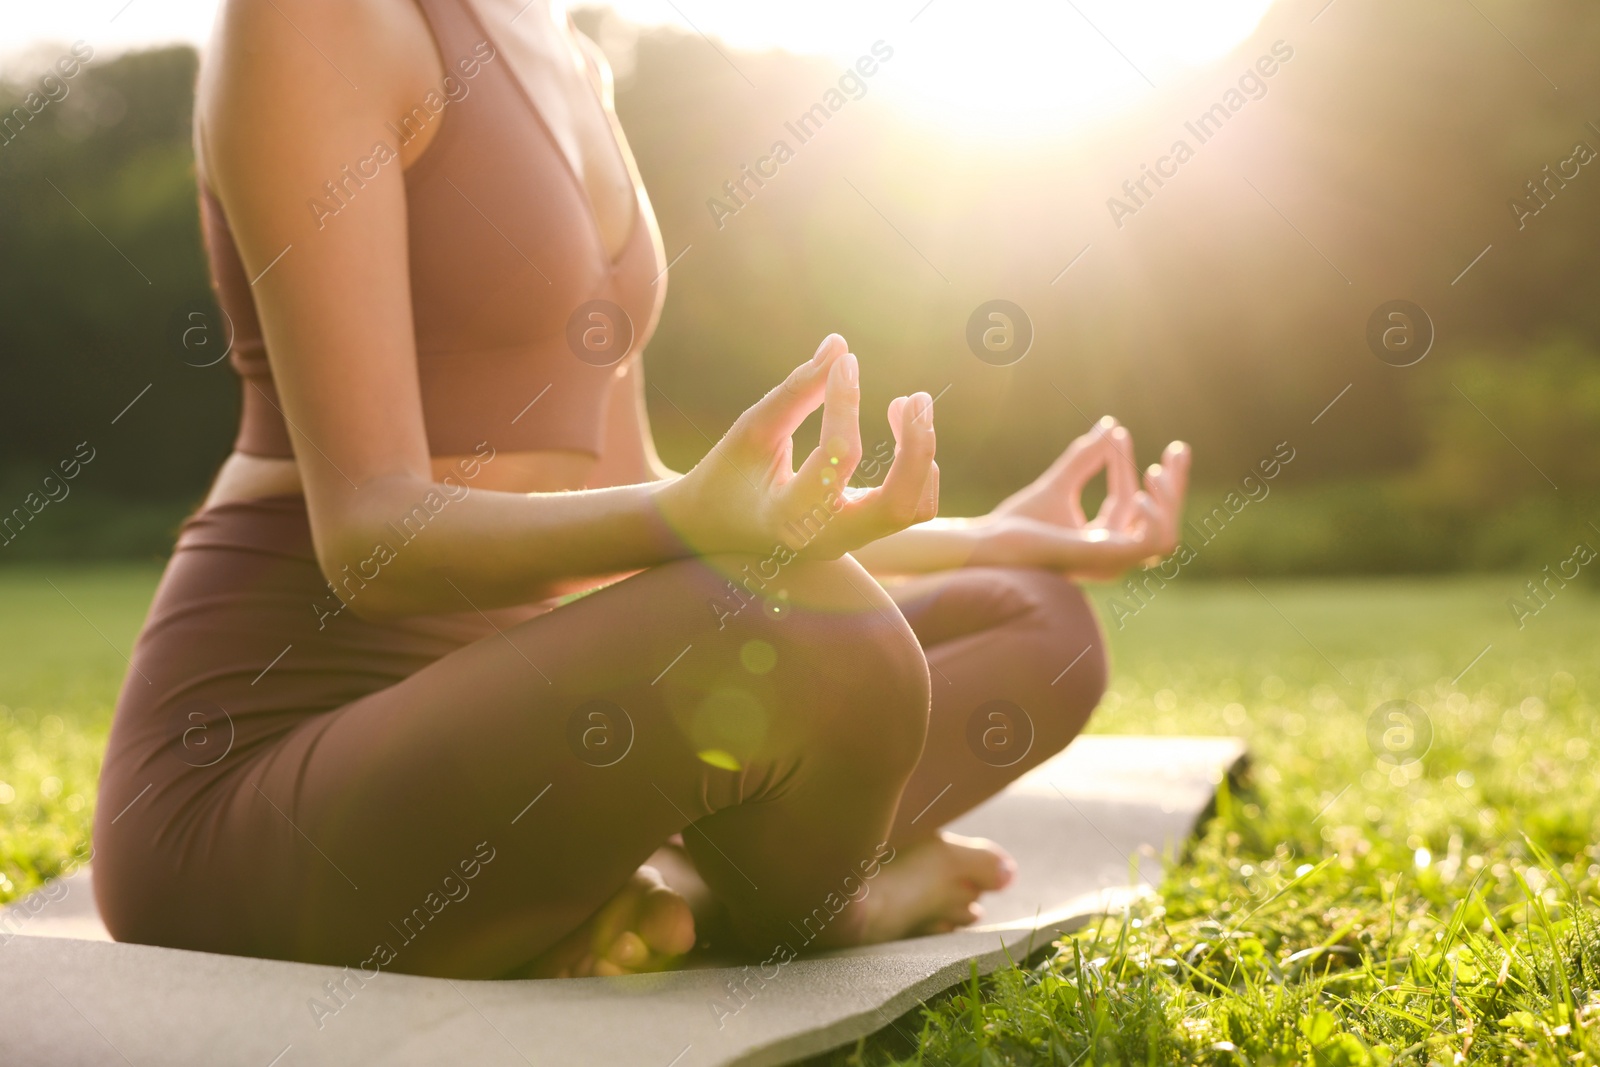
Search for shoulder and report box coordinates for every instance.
[198,0,443,173]
[206,0,438,77]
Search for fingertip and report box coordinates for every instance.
[834,350,859,386]
[812,333,846,364]
[1097,415,1118,430]
[900,396,920,432]
[1167,449,1191,481]
[911,391,934,425]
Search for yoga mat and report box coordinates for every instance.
[0,734,1245,1067]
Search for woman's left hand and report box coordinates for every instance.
[979,418,1190,580]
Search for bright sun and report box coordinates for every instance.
[599,0,1278,136]
[3,2,1277,137]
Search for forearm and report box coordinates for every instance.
[852,513,1143,580]
[320,475,688,618]
[300,339,942,617]
[850,516,992,576]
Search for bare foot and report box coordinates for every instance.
[645,836,718,933]
[861,832,1016,941]
[522,865,696,978]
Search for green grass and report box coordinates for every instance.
[816,576,1600,1066]
[4,568,1599,1064]
[0,567,160,900]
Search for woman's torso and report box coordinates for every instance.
[196,0,664,506]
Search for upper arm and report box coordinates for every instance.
[198,0,442,558]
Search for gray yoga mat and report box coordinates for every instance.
[0,734,1245,1067]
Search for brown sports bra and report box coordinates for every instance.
[201,0,666,459]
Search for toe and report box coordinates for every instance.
[588,872,650,957]
[934,896,982,929]
[638,884,697,957]
[943,833,1017,890]
[920,901,982,937]
[605,930,651,970]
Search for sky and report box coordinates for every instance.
[1,0,1277,136]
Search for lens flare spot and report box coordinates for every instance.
[741,639,777,675]
[697,748,742,771]
[689,688,768,765]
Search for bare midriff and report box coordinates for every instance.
[203,449,599,508]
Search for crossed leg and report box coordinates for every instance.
[587,565,1109,953]
[114,554,1105,979]
[887,565,1109,843]
[196,551,934,978]
[860,566,1109,936]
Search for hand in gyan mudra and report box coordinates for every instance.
[982,416,1190,580]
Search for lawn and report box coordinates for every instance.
[2,568,1597,1064]
[0,566,159,901]
[817,577,1600,1065]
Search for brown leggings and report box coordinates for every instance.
[93,497,1107,977]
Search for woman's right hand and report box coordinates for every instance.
[655,334,939,559]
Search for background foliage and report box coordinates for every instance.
[2,0,1597,571]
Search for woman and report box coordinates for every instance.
[94,0,1190,979]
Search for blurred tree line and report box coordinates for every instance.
[1,0,1597,573]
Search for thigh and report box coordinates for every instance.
[179,552,928,975]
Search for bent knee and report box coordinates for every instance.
[693,553,930,765]
[786,557,931,761]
